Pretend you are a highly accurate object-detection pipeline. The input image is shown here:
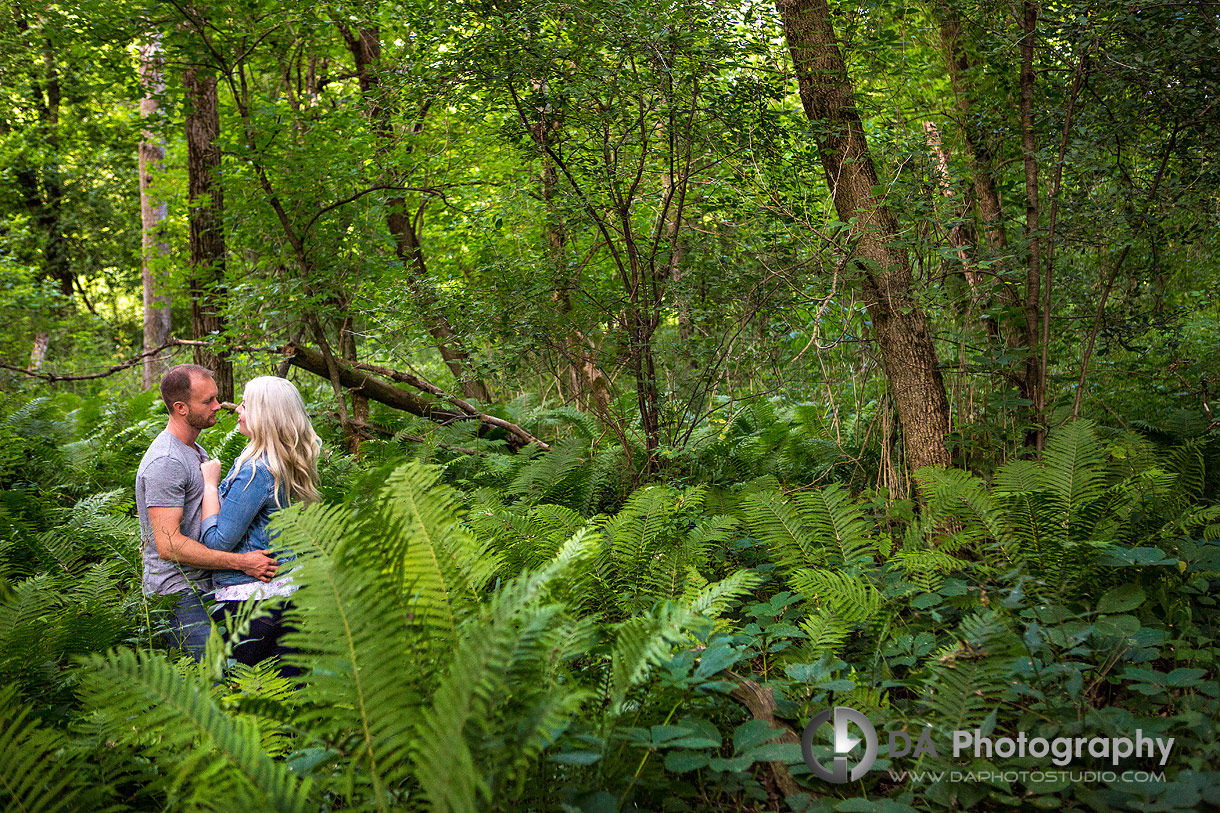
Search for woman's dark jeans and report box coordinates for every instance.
[222,600,300,678]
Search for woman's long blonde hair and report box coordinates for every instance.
[235,376,321,505]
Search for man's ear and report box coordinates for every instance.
[170,400,188,416]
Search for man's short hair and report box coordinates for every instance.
[160,364,214,411]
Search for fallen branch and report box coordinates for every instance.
[0,338,200,383]
[350,358,551,451]
[280,342,548,451]
[0,336,551,453]
[727,671,805,798]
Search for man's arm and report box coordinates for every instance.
[148,506,277,581]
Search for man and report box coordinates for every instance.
[136,363,278,660]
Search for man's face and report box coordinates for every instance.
[179,373,222,430]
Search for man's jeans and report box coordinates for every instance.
[165,590,217,661]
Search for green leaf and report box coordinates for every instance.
[1097,584,1146,614]
[1100,547,1176,567]
[707,755,753,772]
[733,719,780,753]
[742,742,803,763]
[664,751,709,772]
[1163,668,1207,687]
[694,640,745,679]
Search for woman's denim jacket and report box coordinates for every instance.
[200,459,294,587]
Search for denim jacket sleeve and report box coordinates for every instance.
[200,462,273,552]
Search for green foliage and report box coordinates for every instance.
[0,384,1218,811]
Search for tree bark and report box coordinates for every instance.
[28,331,49,371]
[139,37,172,389]
[184,65,233,402]
[1019,0,1044,447]
[934,2,1008,255]
[776,0,951,472]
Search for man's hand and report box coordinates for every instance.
[235,549,278,582]
[201,459,223,487]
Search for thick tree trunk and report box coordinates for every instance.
[776,0,951,472]
[339,24,490,402]
[139,37,172,390]
[184,66,233,402]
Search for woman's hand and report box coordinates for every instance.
[201,459,223,487]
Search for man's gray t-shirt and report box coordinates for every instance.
[136,430,211,596]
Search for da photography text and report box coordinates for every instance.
[800,705,1175,785]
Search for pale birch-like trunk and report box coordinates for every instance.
[139,37,172,389]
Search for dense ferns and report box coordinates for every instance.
[0,399,1217,811]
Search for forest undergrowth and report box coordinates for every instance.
[0,389,1217,812]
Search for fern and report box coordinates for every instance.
[609,569,759,711]
[792,484,876,568]
[412,531,598,812]
[0,686,95,812]
[798,608,850,657]
[379,461,499,645]
[913,467,1004,552]
[76,649,312,812]
[789,567,882,623]
[742,490,821,571]
[918,611,1021,749]
[270,502,419,806]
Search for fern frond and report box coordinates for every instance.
[789,568,882,623]
[77,649,312,812]
[0,685,93,812]
[742,490,821,571]
[271,502,420,804]
[913,468,1004,551]
[793,484,875,568]
[412,532,597,812]
[609,602,698,711]
[683,568,761,618]
[798,608,850,657]
[919,611,1021,741]
[379,461,499,643]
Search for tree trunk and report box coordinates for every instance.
[933,2,1008,255]
[921,121,975,278]
[28,331,49,371]
[139,37,172,390]
[935,0,1043,424]
[184,65,233,402]
[12,8,71,299]
[339,24,491,402]
[1019,0,1045,447]
[776,0,951,472]
[529,79,614,416]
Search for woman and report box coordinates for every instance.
[199,376,320,675]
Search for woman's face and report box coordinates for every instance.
[236,401,251,437]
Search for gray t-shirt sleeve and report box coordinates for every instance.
[141,455,190,508]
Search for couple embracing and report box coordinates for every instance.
[135,364,320,673]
